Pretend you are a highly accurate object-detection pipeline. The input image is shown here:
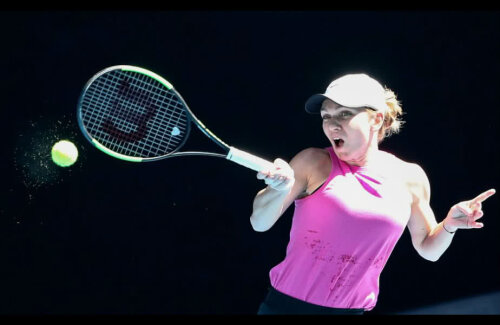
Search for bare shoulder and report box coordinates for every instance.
[290,147,331,197]
[395,158,430,200]
[293,147,330,161]
[290,147,330,171]
[404,162,429,185]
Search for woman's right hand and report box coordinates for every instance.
[256,158,295,192]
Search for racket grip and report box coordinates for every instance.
[226,147,275,172]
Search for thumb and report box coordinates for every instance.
[273,158,289,169]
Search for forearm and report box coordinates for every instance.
[250,186,290,232]
[419,220,456,262]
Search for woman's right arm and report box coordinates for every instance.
[250,148,317,232]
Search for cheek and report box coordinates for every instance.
[345,128,372,147]
[322,122,330,135]
[348,119,372,136]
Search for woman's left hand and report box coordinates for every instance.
[443,188,496,232]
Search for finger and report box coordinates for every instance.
[468,201,482,215]
[470,201,482,210]
[258,170,273,178]
[266,171,276,179]
[275,175,287,186]
[468,217,484,229]
[274,178,290,191]
[267,174,283,185]
[270,177,287,189]
[473,210,484,221]
[257,172,267,179]
[472,188,496,204]
[466,209,485,227]
[258,166,276,174]
[258,171,275,180]
[264,176,276,185]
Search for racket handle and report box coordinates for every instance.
[226,147,275,172]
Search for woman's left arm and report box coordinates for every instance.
[406,163,496,262]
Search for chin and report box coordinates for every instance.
[333,144,361,163]
[332,145,349,158]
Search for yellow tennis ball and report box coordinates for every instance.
[51,140,78,167]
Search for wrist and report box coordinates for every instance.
[442,219,457,234]
[266,185,291,197]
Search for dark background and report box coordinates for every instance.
[0,10,499,315]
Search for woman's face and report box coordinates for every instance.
[320,99,381,165]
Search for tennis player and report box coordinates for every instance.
[251,73,496,315]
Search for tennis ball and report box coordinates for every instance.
[51,140,78,167]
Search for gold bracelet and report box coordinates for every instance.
[442,221,456,234]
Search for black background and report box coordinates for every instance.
[0,10,499,315]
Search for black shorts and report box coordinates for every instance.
[257,287,365,315]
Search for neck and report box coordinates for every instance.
[346,148,380,167]
[346,134,380,167]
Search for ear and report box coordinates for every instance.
[370,112,385,131]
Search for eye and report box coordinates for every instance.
[335,111,352,120]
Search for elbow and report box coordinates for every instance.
[424,255,440,262]
[416,248,441,262]
[414,237,443,262]
[250,215,272,232]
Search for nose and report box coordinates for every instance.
[326,119,342,132]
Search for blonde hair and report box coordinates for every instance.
[369,87,405,143]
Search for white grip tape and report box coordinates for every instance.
[226,147,274,172]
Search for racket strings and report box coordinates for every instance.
[80,70,190,158]
[101,77,159,142]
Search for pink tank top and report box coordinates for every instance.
[269,146,412,311]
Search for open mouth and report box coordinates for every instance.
[333,138,344,148]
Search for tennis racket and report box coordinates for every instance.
[76,65,274,172]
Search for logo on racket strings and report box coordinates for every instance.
[101,77,159,143]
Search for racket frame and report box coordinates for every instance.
[77,65,274,171]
